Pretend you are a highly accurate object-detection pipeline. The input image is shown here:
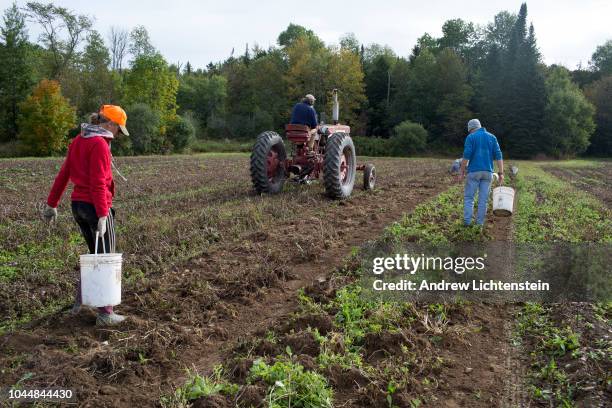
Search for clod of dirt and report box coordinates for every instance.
[303,281,335,303]
[296,354,317,371]
[326,365,369,390]
[253,339,279,356]
[363,331,410,362]
[288,313,333,335]
[191,394,232,408]
[282,331,320,357]
[356,383,388,407]
[327,332,346,354]
[229,358,254,382]
[89,352,123,377]
[236,384,265,407]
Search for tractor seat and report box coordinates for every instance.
[285,124,311,143]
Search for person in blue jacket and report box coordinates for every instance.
[290,94,318,151]
[458,119,504,226]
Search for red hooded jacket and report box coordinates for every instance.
[47,125,115,217]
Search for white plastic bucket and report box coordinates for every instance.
[80,234,122,307]
[492,186,515,217]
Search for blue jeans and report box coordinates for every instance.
[464,171,492,225]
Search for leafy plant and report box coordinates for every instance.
[248,358,333,408]
[174,366,238,403]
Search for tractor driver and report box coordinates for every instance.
[290,94,318,153]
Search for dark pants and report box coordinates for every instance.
[72,201,116,315]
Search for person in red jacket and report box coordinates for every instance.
[43,105,129,326]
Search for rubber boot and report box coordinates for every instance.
[96,312,126,326]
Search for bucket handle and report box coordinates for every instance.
[94,231,106,267]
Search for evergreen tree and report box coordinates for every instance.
[0,3,34,141]
[585,76,612,156]
[476,45,504,134]
[364,55,393,136]
[500,3,547,157]
[431,48,473,147]
[184,61,192,75]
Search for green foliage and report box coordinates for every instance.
[172,366,238,404]
[129,25,156,59]
[386,186,489,244]
[512,164,611,243]
[1,3,610,158]
[497,4,547,158]
[190,138,251,153]
[364,53,395,136]
[24,2,93,79]
[0,3,35,141]
[584,75,612,156]
[124,102,162,155]
[514,303,581,406]
[390,48,472,147]
[79,30,118,116]
[438,18,476,60]
[166,115,195,152]
[123,52,179,129]
[484,11,517,50]
[249,358,333,408]
[284,37,366,130]
[17,79,76,156]
[176,73,227,136]
[278,23,323,49]
[354,121,428,157]
[353,136,394,157]
[391,120,427,154]
[541,66,595,157]
[589,39,612,75]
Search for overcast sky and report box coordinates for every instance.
[12,0,611,69]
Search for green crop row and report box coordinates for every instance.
[513,164,611,243]
[512,163,611,407]
[385,185,489,244]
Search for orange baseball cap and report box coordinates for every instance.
[99,105,129,135]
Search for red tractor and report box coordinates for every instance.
[250,90,375,199]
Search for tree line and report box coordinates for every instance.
[0,2,610,158]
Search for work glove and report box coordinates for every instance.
[43,205,57,223]
[97,216,108,236]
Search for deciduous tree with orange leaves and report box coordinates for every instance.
[17,79,76,156]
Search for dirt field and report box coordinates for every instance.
[1,154,454,406]
[1,156,610,407]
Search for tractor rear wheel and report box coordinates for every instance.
[324,132,356,199]
[250,131,286,194]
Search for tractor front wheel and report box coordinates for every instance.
[363,164,376,190]
[324,133,356,199]
[250,131,286,194]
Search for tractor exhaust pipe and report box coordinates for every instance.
[332,89,339,125]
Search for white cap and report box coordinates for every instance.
[467,119,481,132]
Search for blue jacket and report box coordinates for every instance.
[290,102,318,129]
[463,128,503,173]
